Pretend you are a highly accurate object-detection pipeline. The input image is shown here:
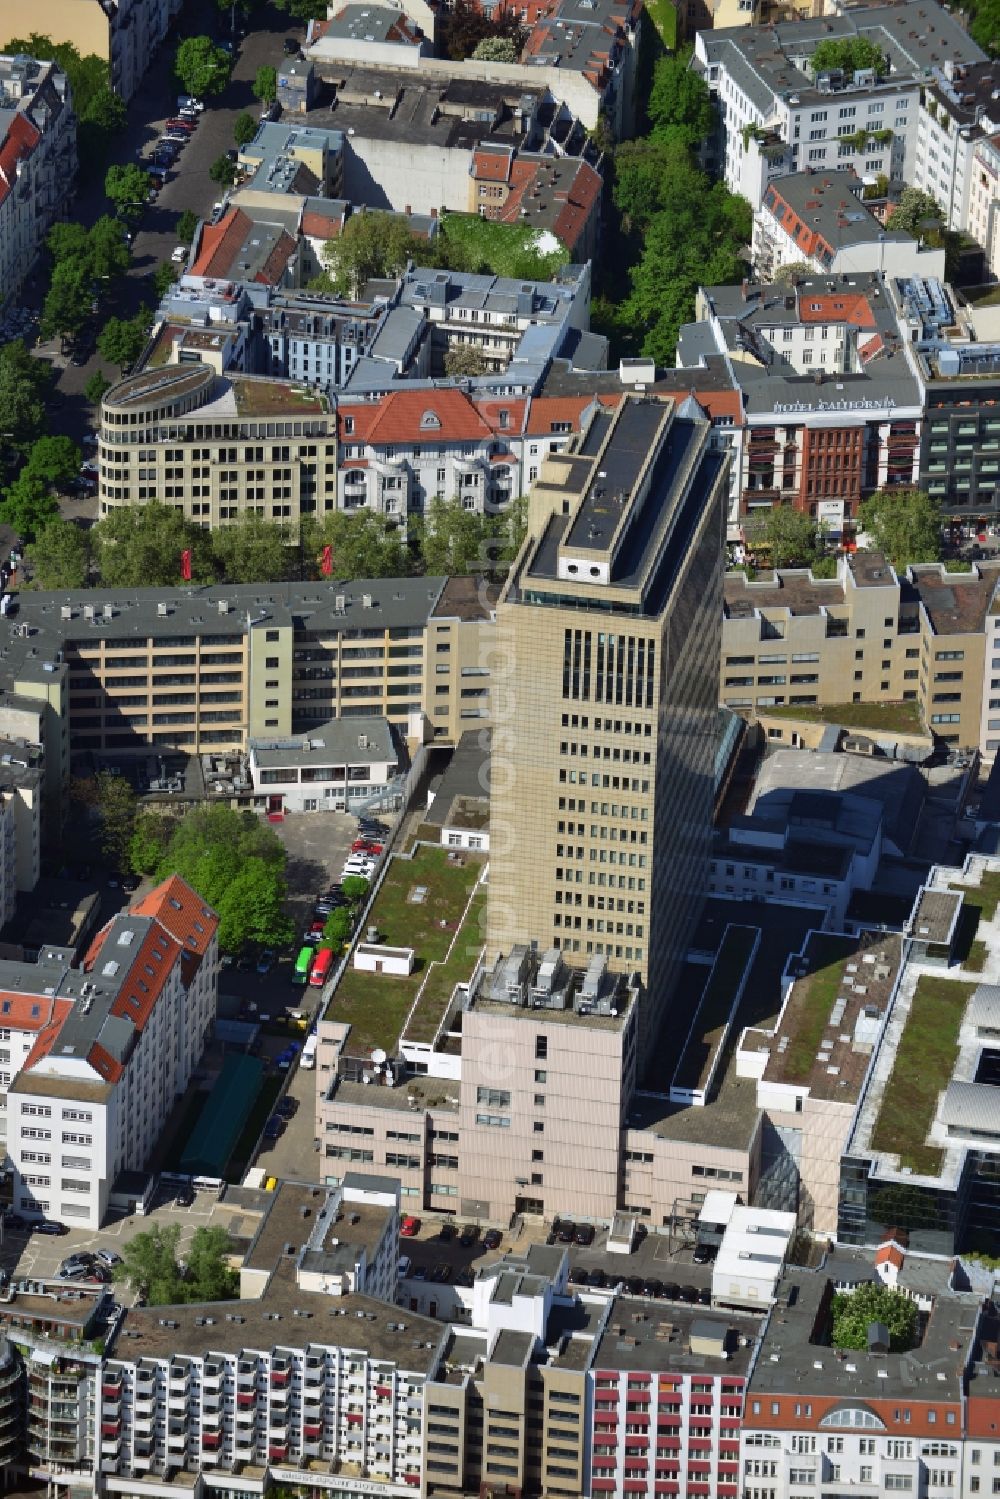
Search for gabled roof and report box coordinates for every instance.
[0,112,41,208]
[189,207,254,277]
[364,388,494,445]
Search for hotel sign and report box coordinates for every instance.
[772,397,897,414]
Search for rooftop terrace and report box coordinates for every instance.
[324,844,486,1056]
[230,376,330,417]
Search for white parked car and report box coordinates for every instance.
[170,246,188,264]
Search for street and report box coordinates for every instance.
[32,2,306,455]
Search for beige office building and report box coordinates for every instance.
[722,553,999,751]
[97,364,339,536]
[486,396,728,1052]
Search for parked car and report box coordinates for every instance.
[587,1267,607,1287]
[661,1281,680,1301]
[625,1276,645,1296]
[177,95,204,112]
[438,1222,456,1242]
[263,1117,283,1140]
[256,948,276,974]
[483,1229,502,1251]
[2,1212,28,1232]
[430,1263,453,1283]
[678,1284,699,1303]
[459,1223,480,1248]
[96,1248,123,1268]
[175,1185,194,1207]
[412,1264,427,1281]
[165,118,196,133]
[58,1262,89,1280]
[36,1221,68,1235]
[275,1096,297,1119]
[568,1264,589,1284]
[692,1242,716,1264]
[555,1220,576,1244]
[642,1278,663,1298]
[400,1215,421,1238]
[574,1223,595,1246]
[283,36,299,53]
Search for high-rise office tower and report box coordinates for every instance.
[486,395,728,1057]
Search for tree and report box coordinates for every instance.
[143,804,293,952]
[0,341,51,451]
[75,770,139,869]
[970,0,1000,55]
[93,501,212,588]
[340,875,370,904]
[745,506,822,569]
[175,36,232,98]
[233,110,258,148]
[114,1223,186,1306]
[153,262,180,299]
[444,343,488,377]
[185,1226,238,1302]
[830,1283,918,1352]
[417,496,495,576]
[98,313,150,372]
[209,154,239,188]
[46,220,91,267]
[27,518,90,589]
[647,48,715,147]
[84,371,112,405]
[441,0,524,61]
[24,436,82,488]
[316,211,421,297]
[0,473,59,542]
[105,163,152,217]
[323,906,353,947]
[88,215,132,281]
[889,186,944,239]
[82,84,126,133]
[252,65,278,105]
[129,809,173,875]
[472,36,519,61]
[210,512,292,583]
[272,0,328,18]
[773,260,813,284]
[176,209,200,247]
[810,36,888,80]
[302,510,412,579]
[40,260,91,344]
[858,488,942,572]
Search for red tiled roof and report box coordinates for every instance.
[0,113,41,208]
[189,207,254,278]
[472,145,513,182]
[799,294,874,328]
[472,397,528,435]
[524,395,597,435]
[107,922,181,1034]
[338,404,383,441]
[365,388,493,445]
[301,208,346,240]
[132,875,219,958]
[875,1242,905,1270]
[18,999,73,1070]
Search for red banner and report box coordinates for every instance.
[321,544,332,576]
[180,549,192,581]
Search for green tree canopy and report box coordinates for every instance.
[40,260,91,344]
[97,312,150,372]
[415,496,505,576]
[47,220,91,266]
[443,343,488,377]
[272,0,328,17]
[209,154,239,187]
[138,804,293,952]
[647,49,715,146]
[744,506,825,569]
[71,770,138,869]
[105,163,152,216]
[441,0,524,60]
[810,36,888,79]
[24,436,81,488]
[323,906,353,946]
[175,36,232,98]
[340,875,370,904]
[233,111,258,147]
[252,65,278,104]
[0,473,59,542]
[84,370,112,405]
[890,186,944,238]
[210,512,292,583]
[184,1226,239,1301]
[88,215,133,281]
[472,36,519,62]
[114,1222,185,1305]
[315,211,421,297]
[0,341,52,452]
[82,84,126,133]
[92,501,213,588]
[970,0,1000,55]
[26,518,90,589]
[302,510,413,579]
[153,262,180,299]
[830,1283,918,1351]
[858,488,942,572]
[176,209,200,247]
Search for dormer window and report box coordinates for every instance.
[420,410,442,430]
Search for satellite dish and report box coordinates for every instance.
[371,1048,387,1065]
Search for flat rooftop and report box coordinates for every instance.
[251,716,394,772]
[324,844,486,1055]
[724,567,846,619]
[673,925,759,1096]
[112,1278,445,1369]
[243,1181,389,1276]
[592,1298,761,1376]
[908,563,1000,635]
[758,930,902,1102]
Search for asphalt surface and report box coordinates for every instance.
[30,3,306,455]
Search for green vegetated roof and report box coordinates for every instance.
[869,974,974,1175]
[764,700,925,735]
[772,934,858,1084]
[405,883,487,1045]
[438,213,571,279]
[674,925,758,1092]
[325,844,485,1056]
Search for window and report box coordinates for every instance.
[476,1086,510,1109]
[535,1035,548,1060]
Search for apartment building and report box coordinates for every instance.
[741,1253,978,1499]
[2,875,218,1228]
[486,394,728,1052]
[0,576,493,766]
[752,170,943,282]
[913,59,1000,234]
[678,273,923,536]
[695,3,984,208]
[0,742,41,929]
[468,144,603,261]
[248,716,399,815]
[0,0,179,103]
[893,277,1000,521]
[0,54,76,314]
[97,364,339,534]
[723,551,1000,750]
[968,130,1000,283]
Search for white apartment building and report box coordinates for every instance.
[0,54,77,314]
[695,4,985,211]
[4,876,218,1228]
[969,131,1000,283]
[913,60,1000,234]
